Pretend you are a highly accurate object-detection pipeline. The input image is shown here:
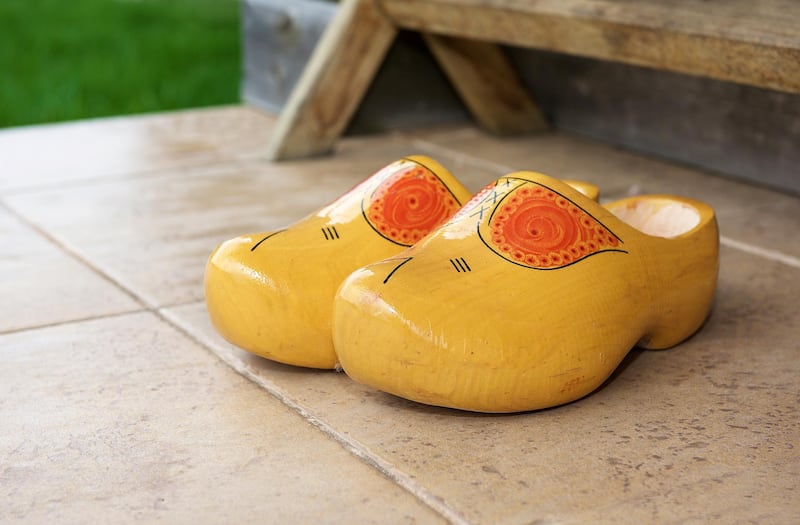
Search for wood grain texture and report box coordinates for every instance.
[266,0,397,160]
[423,34,548,134]
[381,0,800,93]
[507,49,800,194]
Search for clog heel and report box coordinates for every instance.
[332,172,718,412]
[205,156,471,368]
[605,195,718,349]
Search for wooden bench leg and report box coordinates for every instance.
[423,34,548,135]
[266,0,397,160]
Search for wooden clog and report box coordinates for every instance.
[332,171,719,412]
[204,156,472,368]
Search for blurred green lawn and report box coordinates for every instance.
[0,0,240,128]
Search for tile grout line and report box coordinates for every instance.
[0,155,257,197]
[720,236,800,269]
[0,200,154,310]
[402,134,800,271]
[5,192,471,521]
[0,309,146,336]
[158,306,475,525]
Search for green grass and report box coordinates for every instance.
[0,0,240,128]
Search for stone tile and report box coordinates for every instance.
[3,137,495,308]
[0,312,445,524]
[0,207,142,333]
[407,127,800,260]
[0,106,275,193]
[165,246,800,524]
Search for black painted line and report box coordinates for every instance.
[250,230,286,252]
[322,227,329,240]
[460,258,471,271]
[477,222,629,270]
[383,257,414,284]
[490,177,625,244]
[450,259,461,272]
[401,157,465,206]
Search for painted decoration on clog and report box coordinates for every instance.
[363,159,462,247]
[475,178,625,269]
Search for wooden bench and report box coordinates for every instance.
[266,0,800,160]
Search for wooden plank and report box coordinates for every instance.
[505,49,800,195]
[422,34,548,134]
[380,0,800,94]
[266,0,397,160]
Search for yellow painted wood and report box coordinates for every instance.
[423,34,548,134]
[204,157,600,369]
[333,171,719,412]
[205,156,472,368]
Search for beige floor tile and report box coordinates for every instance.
[0,312,445,524]
[5,105,796,524]
[3,137,495,308]
[0,207,142,333]
[406,127,800,260]
[165,246,800,524]
[0,106,275,193]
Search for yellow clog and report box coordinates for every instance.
[332,172,719,412]
[205,156,472,368]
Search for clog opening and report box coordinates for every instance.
[608,198,701,238]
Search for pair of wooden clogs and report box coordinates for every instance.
[205,156,718,413]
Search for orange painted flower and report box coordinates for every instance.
[486,183,621,269]
[364,162,461,246]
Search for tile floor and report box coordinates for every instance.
[1,106,798,524]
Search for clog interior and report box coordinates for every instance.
[608,197,702,238]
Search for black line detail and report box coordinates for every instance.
[321,226,340,240]
[450,258,472,272]
[473,177,630,270]
[361,158,465,247]
[250,230,286,252]
[400,157,466,207]
[383,257,413,284]
[487,178,624,244]
[476,224,628,270]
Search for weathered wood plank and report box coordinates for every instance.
[423,34,548,134]
[507,48,800,195]
[266,0,397,160]
[381,0,800,94]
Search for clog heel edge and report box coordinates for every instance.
[607,195,720,350]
